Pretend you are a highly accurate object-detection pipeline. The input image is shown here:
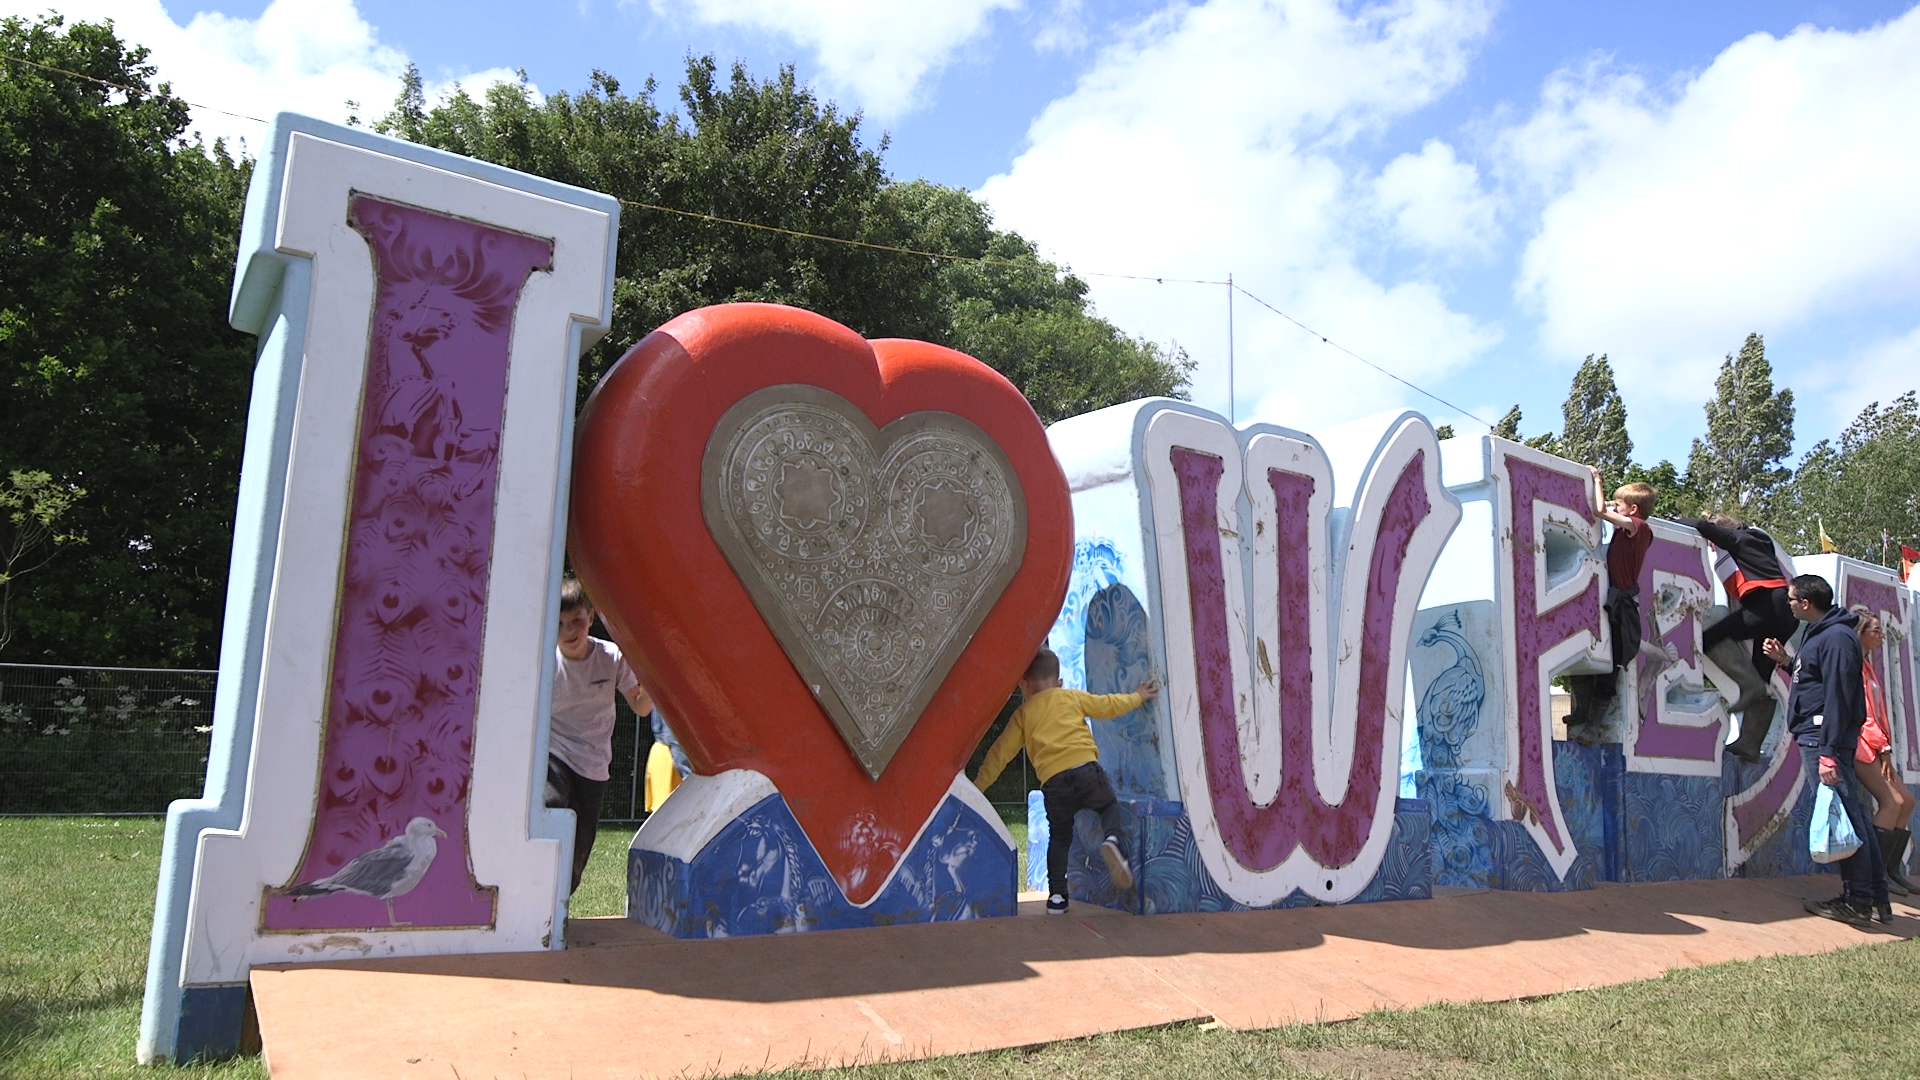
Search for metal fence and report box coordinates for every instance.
[1,663,1032,824]
[0,663,669,820]
[0,663,219,815]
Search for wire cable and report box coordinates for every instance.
[1230,282,1495,429]
[5,49,1483,427]
[614,195,1227,284]
[1,52,268,124]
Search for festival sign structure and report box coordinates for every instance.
[138,115,618,1063]
[1621,520,1727,778]
[1407,437,1612,889]
[568,303,1069,935]
[132,111,1920,1068]
[1039,401,1457,909]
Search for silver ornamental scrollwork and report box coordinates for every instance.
[704,384,1026,778]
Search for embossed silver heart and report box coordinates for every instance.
[703,384,1028,778]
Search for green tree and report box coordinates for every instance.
[1489,404,1558,451]
[376,59,1189,421]
[0,470,84,652]
[1778,392,1920,566]
[376,61,426,142]
[1686,333,1795,519]
[0,15,255,665]
[1491,405,1523,441]
[1556,354,1632,487]
[1620,459,1705,521]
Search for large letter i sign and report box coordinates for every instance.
[139,116,618,1064]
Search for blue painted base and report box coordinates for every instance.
[1424,741,1617,892]
[628,790,1017,938]
[1621,770,1725,882]
[1732,752,1829,880]
[1419,739,1845,889]
[1030,797,1432,914]
[174,984,248,1062]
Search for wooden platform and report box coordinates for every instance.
[250,876,1916,1078]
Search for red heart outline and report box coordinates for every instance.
[570,304,1071,903]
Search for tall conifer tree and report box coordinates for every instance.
[1556,354,1632,487]
[1686,333,1795,518]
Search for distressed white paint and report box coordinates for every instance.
[177,129,614,987]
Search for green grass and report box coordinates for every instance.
[0,818,266,1080]
[10,817,1916,1080]
[746,939,1920,1080]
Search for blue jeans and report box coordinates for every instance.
[1800,745,1888,906]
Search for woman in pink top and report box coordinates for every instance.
[1850,606,1916,895]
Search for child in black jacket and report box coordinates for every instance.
[1682,514,1797,760]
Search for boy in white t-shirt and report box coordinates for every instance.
[547,576,650,894]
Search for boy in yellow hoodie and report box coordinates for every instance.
[974,648,1159,914]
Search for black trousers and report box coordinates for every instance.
[1704,587,1797,683]
[1568,587,1645,712]
[544,755,608,895]
[1042,761,1127,898]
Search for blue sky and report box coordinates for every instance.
[12,1,1919,469]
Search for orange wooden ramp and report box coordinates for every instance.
[250,876,1915,1079]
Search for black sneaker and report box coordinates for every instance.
[1046,893,1069,915]
[1874,901,1894,925]
[1100,836,1135,891]
[1804,896,1872,928]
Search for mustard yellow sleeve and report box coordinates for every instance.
[973,707,1026,791]
[1068,690,1145,721]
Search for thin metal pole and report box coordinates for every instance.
[1227,273,1235,424]
[629,710,642,819]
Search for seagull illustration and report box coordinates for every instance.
[284,816,445,926]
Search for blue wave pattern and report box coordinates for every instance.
[1050,797,1433,914]
[1050,538,1126,691]
[628,792,1016,938]
[1081,583,1170,798]
[1729,753,1827,880]
[1418,770,1496,889]
[1622,772,1725,882]
[1488,742,1614,892]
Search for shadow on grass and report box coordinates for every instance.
[0,977,144,1070]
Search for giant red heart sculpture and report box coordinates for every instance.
[570,304,1071,904]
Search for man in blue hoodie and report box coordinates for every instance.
[1772,573,1888,927]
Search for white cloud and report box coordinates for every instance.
[1370,138,1499,255]
[978,0,1501,431]
[1509,11,1920,411]
[1,0,527,152]
[1032,0,1089,54]
[1798,322,1920,439]
[655,0,1020,116]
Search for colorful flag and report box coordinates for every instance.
[1818,517,1839,554]
[1903,544,1920,582]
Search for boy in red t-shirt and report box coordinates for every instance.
[1567,469,1669,739]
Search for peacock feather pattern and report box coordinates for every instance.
[262,197,553,931]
